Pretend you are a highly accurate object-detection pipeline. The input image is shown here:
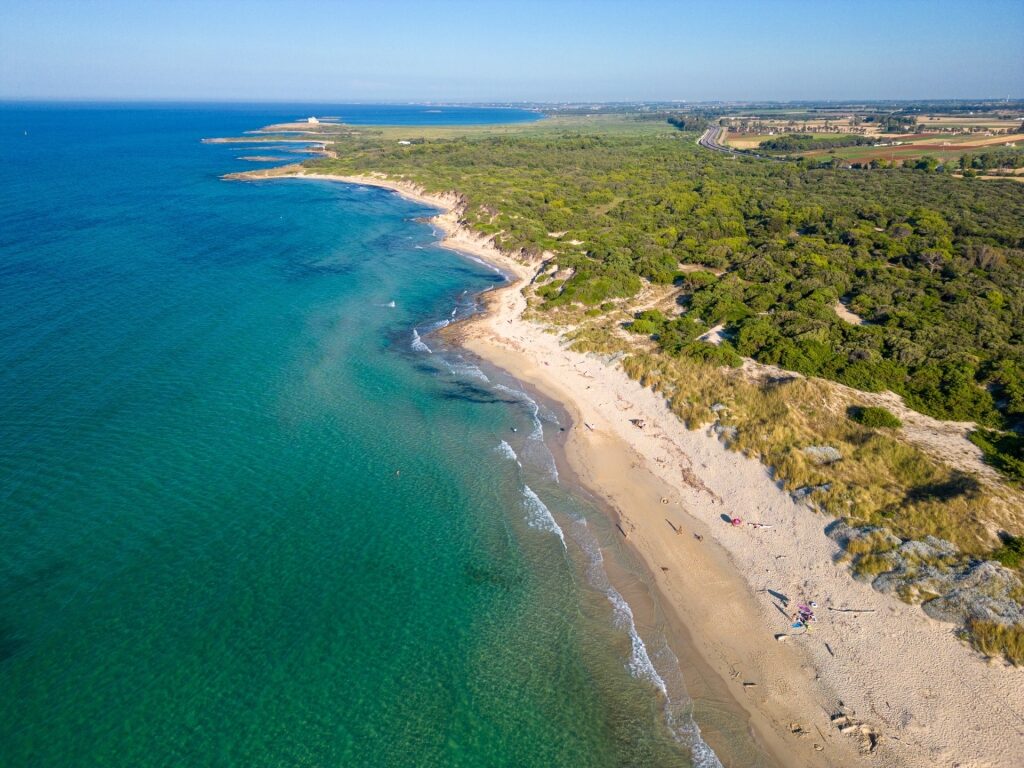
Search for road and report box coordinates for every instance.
[697,125,743,155]
[697,126,780,161]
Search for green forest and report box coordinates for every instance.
[308,125,1024,438]
[293,116,1024,658]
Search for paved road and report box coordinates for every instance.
[698,126,742,155]
[697,126,780,161]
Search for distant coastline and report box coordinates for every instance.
[225,164,1024,768]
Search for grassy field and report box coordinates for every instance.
[717,106,1024,166]
[256,113,671,141]
[815,138,1024,166]
[725,129,1024,166]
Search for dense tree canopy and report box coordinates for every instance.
[311,127,1024,431]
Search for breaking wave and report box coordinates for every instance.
[569,519,723,768]
[493,384,559,482]
[419,318,450,333]
[411,329,431,353]
[443,359,489,382]
[495,440,521,465]
[522,485,566,550]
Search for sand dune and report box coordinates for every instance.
[227,168,1024,768]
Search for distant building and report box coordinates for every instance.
[398,140,412,145]
[307,117,319,124]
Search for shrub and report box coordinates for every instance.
[968,429,1024,484]
[845,530,899,556]
[680,270,719,289]
[853,553,895,577]
[629,318,659,335]
[968,619,1024,665]
[683,342,743,368]
[992,535,1024,569]
[849,406,902,429]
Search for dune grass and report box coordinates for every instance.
[615,351,1012,555]
[967,619,1024,665]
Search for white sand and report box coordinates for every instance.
[228,167,1024,768]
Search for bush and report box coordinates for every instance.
[849,406,902,429]
[629,318,659,335]
[992,535,1024,569]
[683,341,743,368]
[969,429,1024,484]
[968,619,1024,665]
[853,553,895,577]
[844,530,899,556]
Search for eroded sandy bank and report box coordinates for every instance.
[228,167,1024,768]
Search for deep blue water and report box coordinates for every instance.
[0,104,733,767]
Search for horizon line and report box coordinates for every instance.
[2,96,1023,106]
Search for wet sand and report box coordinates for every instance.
[226,167,1024,768]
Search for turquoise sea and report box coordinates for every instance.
[0,104,731,766]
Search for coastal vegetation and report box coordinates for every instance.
[848,406,902,429]
[967,619,1024,665]
[306,121,1022,427]
[969,429,1024,483]
[282,113,1024,661]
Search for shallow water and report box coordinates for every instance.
[0,104,719,766]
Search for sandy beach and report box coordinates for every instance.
[228,167,1024,768]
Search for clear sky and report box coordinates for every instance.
[1,0,1022,102]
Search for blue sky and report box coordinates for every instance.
[1,0,1021,101]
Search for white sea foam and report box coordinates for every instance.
[411,329,431,353]
[460,253,502,273]
[493,383,559,482]
[608,586,668,695]
[420,318,450,333]
[522,485,566,550]
[445,360,489,382]
[569,519,723,767]
[496,440,521,465]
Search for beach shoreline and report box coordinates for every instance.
[227,166,1024,768]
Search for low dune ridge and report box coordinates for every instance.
[228,168,1024,768]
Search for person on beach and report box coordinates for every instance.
[731,517,742,527]
[794,602,817,625]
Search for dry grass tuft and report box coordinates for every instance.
[619,351,1010,554]
[967,619,1024,666]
